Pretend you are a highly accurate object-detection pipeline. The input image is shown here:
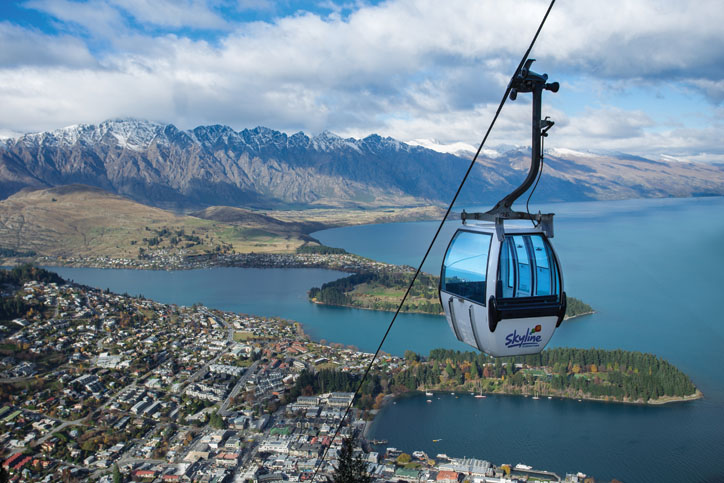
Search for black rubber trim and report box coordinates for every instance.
[447,297,464,342]
[555,291,567,327]
[490,295,563,321]
[468,304,484,351]
[488,296,500,332]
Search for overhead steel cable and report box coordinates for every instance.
[310,0,556,479]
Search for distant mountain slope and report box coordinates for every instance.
[1,119,723,210]
[190,205,325,237]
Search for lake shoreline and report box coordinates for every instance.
[309,297,443,316]
[376,387,703,410]
[310,299,598,321]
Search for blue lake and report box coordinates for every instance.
[48,196,724,481]
[316,196,724,482]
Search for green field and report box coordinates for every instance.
[233,331,255,342]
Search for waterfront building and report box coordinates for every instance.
[439,458,491,476]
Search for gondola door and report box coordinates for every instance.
[486,232,564,356]
[440,229,495,352]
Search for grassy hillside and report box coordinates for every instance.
[269,205,446,228]
[0,185,309,259]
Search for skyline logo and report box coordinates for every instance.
[505,325,543,349]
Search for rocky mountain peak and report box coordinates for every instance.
[1,119,723,210]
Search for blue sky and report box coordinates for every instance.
[1,0,723,162]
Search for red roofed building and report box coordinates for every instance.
[2,453,23,469]
[437,470,460,483]
[12,456,32,472]
[32,458,50,469]
[216,452,240,466]
[134,469,157,480]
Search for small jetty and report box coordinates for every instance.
[510,464,562,482]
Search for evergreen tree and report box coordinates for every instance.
[209,411,225,429]
[333,436,372,483]
[112,463,122,483]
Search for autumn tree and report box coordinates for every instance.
[404,350,420,362]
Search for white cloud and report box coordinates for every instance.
[0,22,96,67]
[558,106,654,140]
[23,0,126,38]
[687,79,724,104]
[536,0,724,83]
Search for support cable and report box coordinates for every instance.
[310,1,556,479]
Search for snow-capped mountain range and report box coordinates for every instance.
[1,119,723,210]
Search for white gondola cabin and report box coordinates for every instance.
[439,222,566,357]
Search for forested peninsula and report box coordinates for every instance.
[308,271,594,319]
[290,347,700,407]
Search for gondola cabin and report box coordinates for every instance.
[439,222,566,356]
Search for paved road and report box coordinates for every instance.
[0,376,35,383]
[219,361,259,417]
[116,457,166,465]
[33,417,87,447]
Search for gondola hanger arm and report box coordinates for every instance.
[465,59,559,240]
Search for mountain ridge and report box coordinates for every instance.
[2,119,723,210]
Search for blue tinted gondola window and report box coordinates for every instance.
[498,234,559,299]
[513,235,532,296]
[442,231,491,304]
[531,235,553,296]
[499,240,516,297]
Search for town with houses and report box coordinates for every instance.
[0,271,588,482]
[32,250,410,274]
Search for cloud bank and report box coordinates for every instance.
[1,0,723,161]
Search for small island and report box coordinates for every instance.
[309,270,594,320]
[396,348,702,405]
[291,347,701,407]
